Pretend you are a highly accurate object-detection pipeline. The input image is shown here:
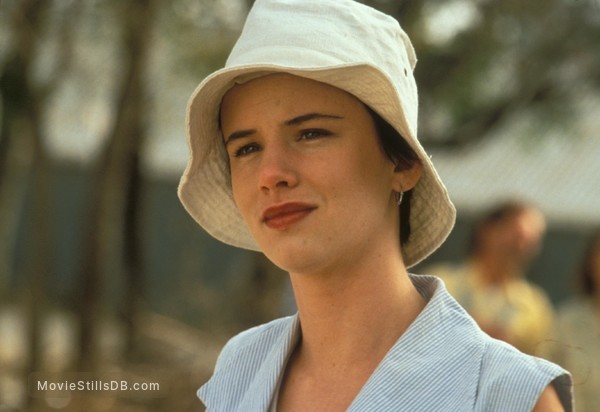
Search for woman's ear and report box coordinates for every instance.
[393,161,422,192]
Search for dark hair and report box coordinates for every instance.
[365,106,421,246]
[578,229,600,297]
[467,200,536,255]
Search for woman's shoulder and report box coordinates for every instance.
[477,338,573,411]
[198,315,299,409]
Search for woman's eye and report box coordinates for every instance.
[233,143,260,157]
[299,129,331,140]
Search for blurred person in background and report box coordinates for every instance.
[178,0,571,410]
[426,201,556,356]
[552,229,600,411]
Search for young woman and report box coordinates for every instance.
[178,0,572,410]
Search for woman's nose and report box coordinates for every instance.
[257,145,299,193]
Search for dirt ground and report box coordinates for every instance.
[0,304,226,411]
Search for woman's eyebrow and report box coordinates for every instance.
[224,113,343,146]
[224,129,255,147]
[285,112,344,126]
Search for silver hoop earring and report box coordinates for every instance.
[395,188,404,206]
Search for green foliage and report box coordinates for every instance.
[361,0,600,148]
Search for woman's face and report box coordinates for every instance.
[220,73,420,274]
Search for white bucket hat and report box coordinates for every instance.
[178,0,456,268]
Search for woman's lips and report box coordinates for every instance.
[262,202,317,230]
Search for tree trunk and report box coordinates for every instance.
[0,2,55,409]
[77,0,154,370]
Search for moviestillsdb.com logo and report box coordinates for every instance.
[29,372,162,397]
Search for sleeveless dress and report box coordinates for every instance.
[198,274,572,411]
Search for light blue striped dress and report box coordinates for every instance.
[198,275,573,411]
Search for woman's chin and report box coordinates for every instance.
[262,242,327,275]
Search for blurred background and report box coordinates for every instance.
[0,0,598,410]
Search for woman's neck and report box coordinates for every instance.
[288,256,426,371]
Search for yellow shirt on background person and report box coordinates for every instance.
[425,262,556,357]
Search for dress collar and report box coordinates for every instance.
[201,275,486,411]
